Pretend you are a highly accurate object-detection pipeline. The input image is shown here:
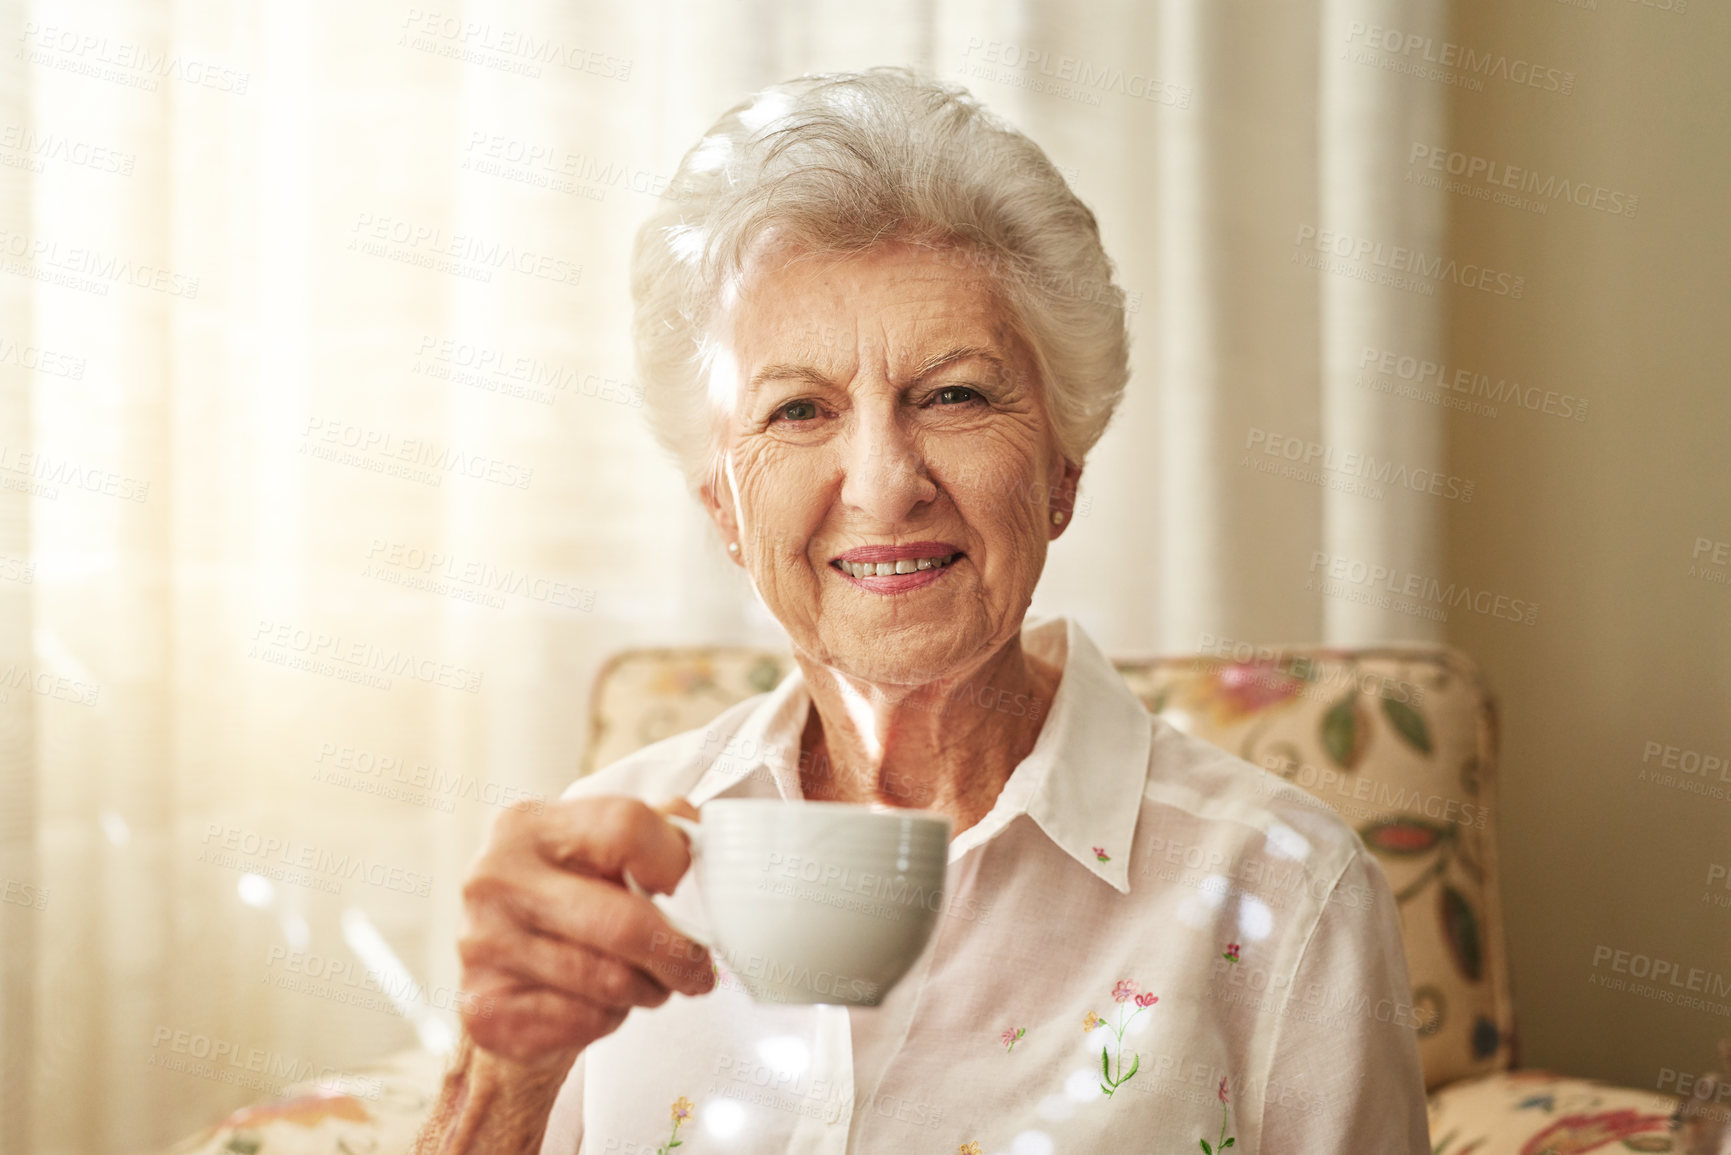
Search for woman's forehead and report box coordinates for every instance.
[724,244,1018,368]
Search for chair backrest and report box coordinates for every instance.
[582,643,1510,1090]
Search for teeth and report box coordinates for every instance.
[841,554,955,579]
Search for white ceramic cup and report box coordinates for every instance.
[639,799,952,1006]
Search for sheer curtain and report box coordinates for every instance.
[0,0,1443,1148]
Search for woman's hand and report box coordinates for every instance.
[457,795,715,1070]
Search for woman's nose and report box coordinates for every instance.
[838,411,938,525]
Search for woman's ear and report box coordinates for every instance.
[699,460,746,566]
[1049,458,1083,540]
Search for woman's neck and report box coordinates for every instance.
[792,634,1062,835]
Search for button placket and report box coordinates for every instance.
[785,1003,853,1153]
[844,849,980,1154]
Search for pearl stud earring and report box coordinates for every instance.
[727,541,740,554]
[1052,510,1066,525]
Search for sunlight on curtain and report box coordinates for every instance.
[1318,0,1447,644]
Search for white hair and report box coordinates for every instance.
[631,67,1131,495]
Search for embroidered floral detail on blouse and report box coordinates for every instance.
[1222,942,1241,963]
[1092,979,1157,1098]
[958,1143,983,1155]
[658,1097,693,1153]
[1093,846,1110,862]
[1001,1027,1025,1052]
[1200,1076,1237,1152]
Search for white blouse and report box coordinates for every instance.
[540,615,1429,1154]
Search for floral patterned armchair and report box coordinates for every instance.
[169,642,1687,1154]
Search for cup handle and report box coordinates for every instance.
[622,813,711,949]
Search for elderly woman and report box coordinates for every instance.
[416,70,1427,1154]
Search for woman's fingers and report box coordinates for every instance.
[498,867,713,996]
[535,796,694,896]
[455,793,716,1065]
[461,918,673,1012]
[461,794,714,992]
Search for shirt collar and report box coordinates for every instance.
[687,615,1152,893]
[951,615,1151,893]
[687,665,811,803]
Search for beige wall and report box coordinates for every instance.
[1443,0,1731,1089]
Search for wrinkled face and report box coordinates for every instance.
[701,241,1080,687]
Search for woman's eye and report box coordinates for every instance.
[933,386,980,406]
[776,400,819,422]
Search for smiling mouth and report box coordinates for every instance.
[830,553,961,580]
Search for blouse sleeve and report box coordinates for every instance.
[1256,847,1430,1154]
